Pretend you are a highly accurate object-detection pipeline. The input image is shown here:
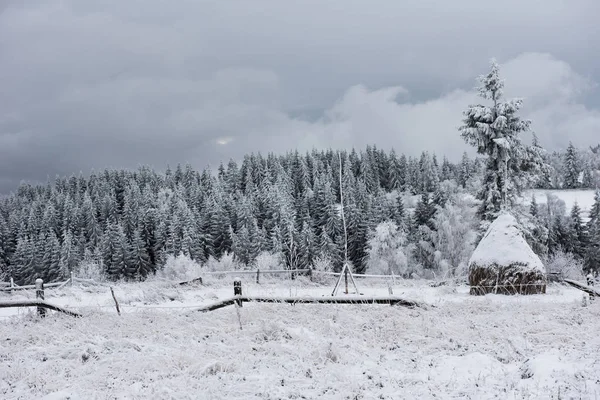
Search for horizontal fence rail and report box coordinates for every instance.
[0,279,72,292]
[195,295,424,312]
[0,300,81,317]
[202,269,311,275]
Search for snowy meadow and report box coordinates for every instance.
[1,277,599,400]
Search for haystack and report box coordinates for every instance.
[469,212,546,295]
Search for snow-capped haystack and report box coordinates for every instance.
[469,212,546,295]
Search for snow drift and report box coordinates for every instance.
[469,212,547,295]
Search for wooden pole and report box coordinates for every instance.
[344,266,349,295]
[110,287,121,315]
[256,269,260,284]
[233,278,242,307]
[70,271,74,287]
[35,278,46,318]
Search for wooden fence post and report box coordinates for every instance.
[35,278,46,318]
[70,271,74,287]
[234,278,242,307]
[256,269,260,284]
[110,287,121,315]
[10,277,14,289]
[344,267,349,295]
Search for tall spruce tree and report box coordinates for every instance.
[563,142,580,189]
[459,60,541,221]
[585,191,600,272]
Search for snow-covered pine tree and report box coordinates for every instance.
[43,229,62,282]
[567,203,587,259]
[582,163,594,189]
[413,192,436,231]
[59,231,78,278]
[441,156,454,183]
[0,218,8,280]
[585,191,600,273]
[459,59,539,221]
[129,229,153,279]
[458,152,471,188]
[563,142,580,189]
[522,133,552,190]
[11,237,35,285]
[530,194,539,217]
[392,194,406,229]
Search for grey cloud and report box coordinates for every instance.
[0,0,599,193]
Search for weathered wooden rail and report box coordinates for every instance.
[0,299,81,317]
[564,279,600,297]
[195,278,423,312]
[195,295,423,312]
[0,278,81,317]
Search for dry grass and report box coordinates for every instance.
[469,263,547,295]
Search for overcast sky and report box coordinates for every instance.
[1,0,599,193]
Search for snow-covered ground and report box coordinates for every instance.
[1,277,599,399]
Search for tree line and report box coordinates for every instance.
[0,148,485,284]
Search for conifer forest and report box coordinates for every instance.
[1,143,599,285]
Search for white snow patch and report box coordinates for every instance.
[523,189,597,219]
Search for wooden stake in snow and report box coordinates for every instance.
[233,278,242,307]
[35,278,45,318]
[110,287,121,316]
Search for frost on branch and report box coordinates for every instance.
[469,212,547,295]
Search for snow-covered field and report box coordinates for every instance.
[524,189,597,219]
[1,278,599,399]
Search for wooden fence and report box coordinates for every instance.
[196,279,424,312]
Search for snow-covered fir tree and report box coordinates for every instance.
[563,142,580,189]
[459,59,545,222]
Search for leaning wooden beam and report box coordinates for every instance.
[564,279,600,297]
[195,295,424,312]
[195,297,239,312]
[0,300,82,317]
[178,277,203,286]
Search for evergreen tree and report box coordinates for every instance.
[459,152,471,188]
[530,194,539,217]
[585,191,600,273]
[11,237,35,285]
[459,60,540,221]
[413,193,436,231]
[101,222,132,280]
[563,142,580,189]
[129,229,152,279]
[43,230,62,282]
[567,203,587,259]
